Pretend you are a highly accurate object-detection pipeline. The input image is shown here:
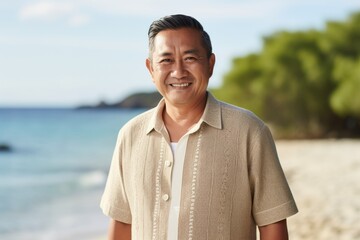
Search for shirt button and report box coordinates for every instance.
[165,160,172,167]
[162,194,169,201]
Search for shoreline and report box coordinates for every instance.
[1,139,358,240]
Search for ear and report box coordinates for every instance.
[146,58,153,73]
[208,53,216,77]
[146,58,156,83]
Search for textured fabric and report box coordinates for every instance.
[100,93,298,240]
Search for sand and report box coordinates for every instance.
[276,139,360,240]
[95,140,360,240]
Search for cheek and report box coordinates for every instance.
[191,66,210,79]
[153,65,169,76]
[152,70,167,84]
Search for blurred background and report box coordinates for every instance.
[1,1,359,239]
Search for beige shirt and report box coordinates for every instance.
[100,93,298,240]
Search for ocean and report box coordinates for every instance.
[0,107,146,240]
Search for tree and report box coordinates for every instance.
[212,11,360,138]
[330,57,360,118]
[324,12,360,118]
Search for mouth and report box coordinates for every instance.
[170,83,191,88]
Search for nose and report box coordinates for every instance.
[171,60,188,79]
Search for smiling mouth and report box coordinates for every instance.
[170,83,191,87]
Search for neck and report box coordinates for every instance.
[163,96,207,142]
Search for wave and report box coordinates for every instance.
[0,170,107,189]
[78,170,107,188]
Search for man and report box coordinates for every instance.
[101,14,298,240]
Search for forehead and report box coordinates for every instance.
[152,28,204,54]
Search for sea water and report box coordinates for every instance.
[0,108,145,240]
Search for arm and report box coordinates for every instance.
[259,219,288,240]
[108,219,131,240]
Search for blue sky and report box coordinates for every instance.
[1,0,359,107]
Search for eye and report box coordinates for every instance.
[159,58,173,64]
[184,56,197,62]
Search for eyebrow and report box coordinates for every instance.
[184,49,200,55]
[157,48,201,57]
[158,52,172,57]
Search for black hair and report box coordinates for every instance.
[148,14,212,58]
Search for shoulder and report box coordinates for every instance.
[218,100,265,130]
[118,107,156,137]
[125,107,155,127]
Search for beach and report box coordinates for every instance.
[276,139,360,240]
[96,139,360,240]
[1,107,359,239]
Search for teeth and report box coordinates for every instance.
[171,83,190,87]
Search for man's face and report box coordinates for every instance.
[146,28,215,108]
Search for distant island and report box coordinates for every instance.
[77,91,163,109]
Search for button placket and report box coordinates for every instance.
[162,159,172,203]
[165,160,172,167]
[162,194,170,201]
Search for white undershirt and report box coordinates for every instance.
[167,136,188,240]
[166,122,202,239]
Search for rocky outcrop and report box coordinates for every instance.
[0,144,12,152]
[78,91,162,109]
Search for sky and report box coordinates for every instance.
[1,0,359,107]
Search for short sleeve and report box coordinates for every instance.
[100,129,132,224]
[250,124,298,226]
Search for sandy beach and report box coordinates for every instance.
[276,139,360,240]
[95,140,360,240]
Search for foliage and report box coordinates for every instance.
[211,11,360,138]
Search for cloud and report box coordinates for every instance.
[84,0,283,19]
[17,0,360,26]
[68,14,90,27]
[17,0,287,24]
[18,1,90,27]
[19,1,74,20]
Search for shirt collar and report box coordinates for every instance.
[146,92,222,135]
[201,92,222,130]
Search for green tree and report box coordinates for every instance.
[212,54,264,114]
[212,11,360,138]
[330,57,360,118]
[324,12,360,118]
[260,30,334,135]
